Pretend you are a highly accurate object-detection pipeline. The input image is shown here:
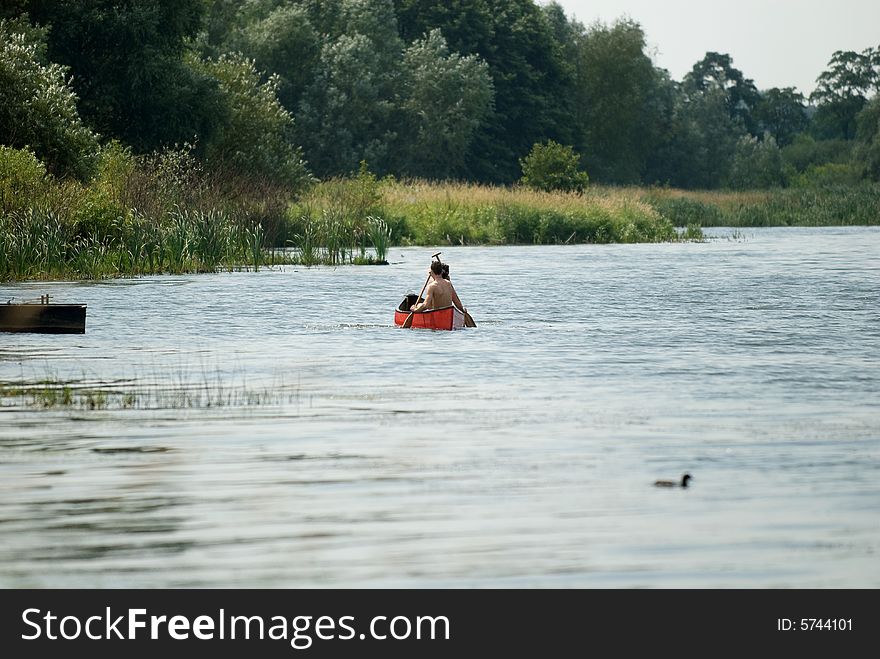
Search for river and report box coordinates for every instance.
[1,227,878,587]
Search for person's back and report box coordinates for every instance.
[410,261,456,312]
[424,278,454,309]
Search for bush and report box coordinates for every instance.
[0,145,48,215]
[0,18,99,179]
[781,134,852,173]
[520,141,589,193]
[727,135,786,189]
[192,53,312,191]
[791,163,863,188]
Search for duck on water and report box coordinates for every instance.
[654,474,692,488]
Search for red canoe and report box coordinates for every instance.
[394,294,466,330]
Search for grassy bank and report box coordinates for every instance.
[288,179,686,258]
[642,185,880,227]
[5,140,878,282]
[0,205,291,281]
[0,144,298,282]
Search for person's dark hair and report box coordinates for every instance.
[441,264,450,280]
[430,260,444,275]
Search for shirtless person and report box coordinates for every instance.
[409,260,466,313]
[441,264,467,313]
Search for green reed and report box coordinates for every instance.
[1,373,299,411]
[366,216,392,262]
[642,185,880,227]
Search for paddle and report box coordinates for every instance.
[402,252,441,329]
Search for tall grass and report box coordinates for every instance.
[293,179,682,251]
[286,166,396,265]
[642,185,880,227]
[0,373,299,411]
[0,205,293,281]
[379,180,681,244]
[0,143,300,282]
[6,139,877,282]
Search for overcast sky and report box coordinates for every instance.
[550,0,880,95]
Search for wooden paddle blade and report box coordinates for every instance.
[402,312,415,329]
[464,311,476,328]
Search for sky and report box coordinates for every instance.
[551,0,880,95]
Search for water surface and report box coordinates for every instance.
[1,227,878,587]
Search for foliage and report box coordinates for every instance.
[288,161,388,264]
[25,0,225,152]
[810,96,868,141]
[296,28,401,177]
[396,0,576,182]
[781,134,853,173]
[727,135,787,190]
[641,186,880,227]
[3,0,879,212]
[811,47,879,105]
[399,29,494,179]
[642,193,723,227]
[222,2,321,109]
[683,52,761,136]
[574,19,667,183]
[0,18,99,178]
[193,54,311,190]
[790,163,863,188]
[520,141,589,193]
[854,97,880,181]
[0,145,48,215]
[0,199,293,282]
[379,180,674,244]
[809,47,879,140]
[672,87,746,188]
[754,88,809,146]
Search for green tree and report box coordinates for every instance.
[727,134,787,189]
[296,35,397,177]
[754,87,809,146]
[399,29,494,179]
[395,0,575,182]
[854,97,880,181]
[809,47,879,139]
[0,17,98,178]
[812,47,879,104]
[295,0,403,176]
[25,0,224,152]
[650,52,760,188]
[193,54,311,189]
[224,2,321,111]
[519,140,589,193]
[395,0,494,58]
[0,1,27,20]
[660,86,746,189]
[0,145,49,214]
[683,52,761,135]
[780,134,853,173]
[574,19,667,183]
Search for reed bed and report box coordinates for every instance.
[7,137,877,282]
[0,374,300,411]
[0,206,289,281]
[294,179,682,249]
[642,185,880,227]
[0,143,300,282]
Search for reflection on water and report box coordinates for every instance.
[1,227,879,587]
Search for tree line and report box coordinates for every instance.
[2,0,879,191]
